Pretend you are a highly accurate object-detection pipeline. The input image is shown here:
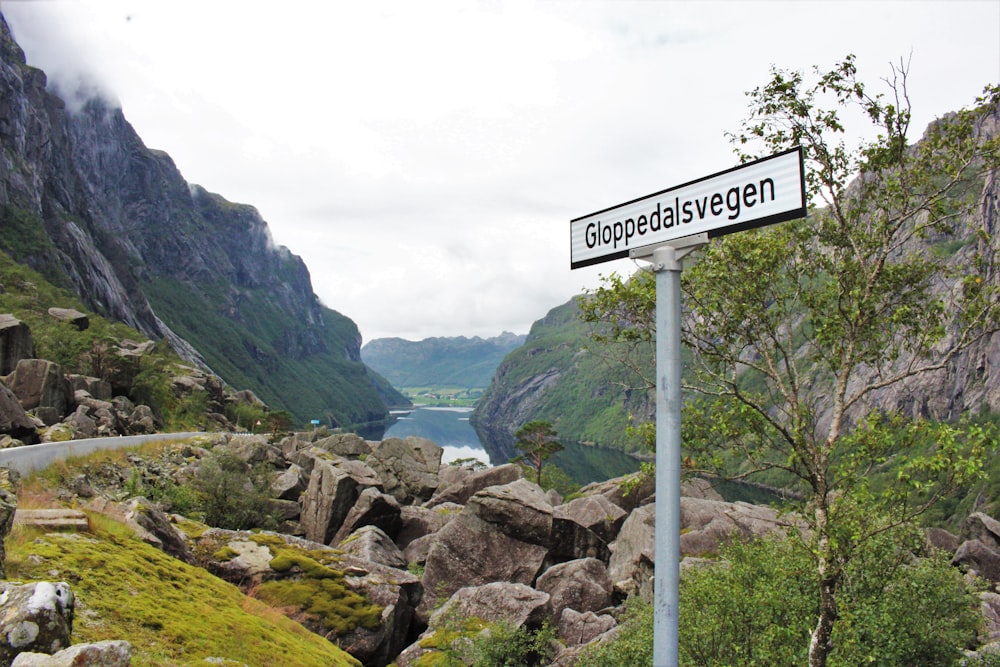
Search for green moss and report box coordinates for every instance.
[248,533,383,636]
[213,546,239,561]
[4,515,360,667]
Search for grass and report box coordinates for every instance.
[4,513,361,667]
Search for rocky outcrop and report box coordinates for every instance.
[0,316,32,376]
[0,582,74,666]
[10,641,132,667]
[0,11,398,428]
[0,384,37,446]
[5,360,70,420]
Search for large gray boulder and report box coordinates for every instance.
[466,478,553,545]
[396,582,551,667]
[45,308,88,331]
[5,360,70,417]
[0,315,32,376]
[607,504,655,601]
[679,496,789,556]
[123,497,193,564]
[396,504,458,550]
[426,463,521,507]
[556,608,617,647]
[536,558,613,620]
[953,539,1000,583]
[0,487,16,578]
[332,488,402,546]
[417,481,555,621]
[11,640,133,666]
[337,525,408,570]
[0,582,74,666]
[418,511,549,621]
[0,383,38,444]
[314,433,372,459]
[300,457,379,545]
[367,436,443,505]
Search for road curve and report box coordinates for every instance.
[0,432,206,475]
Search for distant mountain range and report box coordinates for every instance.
[361,333,526,389]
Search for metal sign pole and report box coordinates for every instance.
[636,236,705,667]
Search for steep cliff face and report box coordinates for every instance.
[474,109,1000,461]
[471,297,653,462]
[0,13,398,426]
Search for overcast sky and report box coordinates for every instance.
[3,1,999,342]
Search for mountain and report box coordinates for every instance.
[361,332,526,389]
[470,298,653,462]
[0,13,404,427]
[473,108,1000,465]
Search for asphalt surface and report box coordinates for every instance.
[0,432,206,475]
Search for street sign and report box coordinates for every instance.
[568,145,808,667]
[570,146,805,269]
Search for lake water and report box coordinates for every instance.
[381,406,640,485]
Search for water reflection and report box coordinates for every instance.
[379,406,640,485]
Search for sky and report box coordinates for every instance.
[3,1,999,342]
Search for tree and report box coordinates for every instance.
[512,420,563,485]
[582,56,1000,667]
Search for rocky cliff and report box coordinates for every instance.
[471,298,654,462]
[474,108,1000,462]
[0,13,401,426]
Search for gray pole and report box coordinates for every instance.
[652,244,683,667]
[642,236,704,667]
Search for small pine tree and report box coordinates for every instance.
[512,420,563,485]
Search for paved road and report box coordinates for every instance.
[0,432,206,475]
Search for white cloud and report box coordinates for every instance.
[5,0,999,341]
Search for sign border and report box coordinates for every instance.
[570,146,806,269]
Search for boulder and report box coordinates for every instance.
[0,582,74,665]
[6,360,70,416]
[578,471,656,513]
[418,511,549,621]
[926,526,962,554]
[536,558,613,620]
[426,463,521,507]
[953,539,1000,583]
[607,503,655,601]
[45,308,88,331]
[64,406,96,439]
[332,487,402,545]
[270,463,307,501]
[337,525,408,570]
[126,405,158,434]
[0,315,32,376]
[0,487,16,577]
[314,433,372,459]
[432,581,551,629]
[679,496,789,556]
[216,435,278,465]
[11,640,133,666]
[962,512,1000,549]
[396,504,458,550]
[551,494,626,562]
[67,375,112,401]
[123,498,193,564]
[367,436,443,505]
[980,592,1000,644]
[466,479,553,546]
[299,458,368,545]
[556,608,617,647]
[192,528,421,667]
[0,383,38,444]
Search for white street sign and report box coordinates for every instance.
[570,146,805,269]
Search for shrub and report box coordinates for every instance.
[191,450,278,530]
